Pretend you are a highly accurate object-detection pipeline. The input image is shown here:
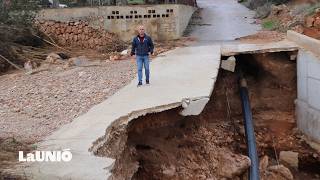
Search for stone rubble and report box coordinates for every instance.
[35,20,126,52]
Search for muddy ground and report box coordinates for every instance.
[97,52,320,179]
[236,30,286,43]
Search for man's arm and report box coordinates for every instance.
[131,38,136,56]
[149,37,154,55]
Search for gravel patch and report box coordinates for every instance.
[0,60,136,143]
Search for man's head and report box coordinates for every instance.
[138,25,145,37]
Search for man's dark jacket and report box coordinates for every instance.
[131,34,154,56]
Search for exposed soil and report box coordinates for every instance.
[303,27,320,39]
[236,30,286,43]
[257,2,320,40]
[236,52,320,179]
[98,51,320,179]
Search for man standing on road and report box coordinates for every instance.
[131,25,154,87]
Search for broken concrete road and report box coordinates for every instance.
[13,30,306,179]
[22,45,221,179]
[221,40,299,56]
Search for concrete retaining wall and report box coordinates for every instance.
[287,31,320,143]
[37,4,196,41]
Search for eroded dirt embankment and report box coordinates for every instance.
[96,51,320,179]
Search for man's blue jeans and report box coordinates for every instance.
[136,55,150,83]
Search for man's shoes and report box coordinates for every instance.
[137,82,142,87]
[146,80,150,85]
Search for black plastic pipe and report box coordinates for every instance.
[238,73,260,180]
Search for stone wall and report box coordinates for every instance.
[36,4,196,41]
[287,31,320,143]
[36,20,125,51]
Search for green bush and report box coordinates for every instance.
[262,19,280,30]
[306,2,320,15]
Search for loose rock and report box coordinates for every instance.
[265,165,294,180]
[217,151,251,178]
[306,16,315,28]
[259,155,269,171]
[279,151,299,168]
[46,53,63,64]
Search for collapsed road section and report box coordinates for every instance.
[20,45,221,179]
[94,33,320,179]
[11,31,320,179]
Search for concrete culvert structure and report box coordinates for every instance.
[94,50,320,179]
[234,52,320,179]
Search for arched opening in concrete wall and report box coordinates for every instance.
[95,51,320,179]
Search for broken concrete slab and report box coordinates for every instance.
[221,40,299,56]
[20,45,221,180]
[180,97,210,116]
[279,151,299,168]
[287,30,320,57]
[221,56,236,72]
